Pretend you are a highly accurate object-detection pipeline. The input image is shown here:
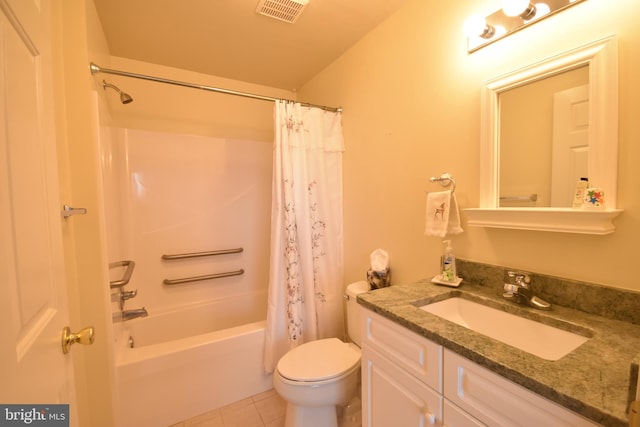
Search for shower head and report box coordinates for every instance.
[102,80,133,104]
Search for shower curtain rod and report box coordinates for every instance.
[89,63,342,113]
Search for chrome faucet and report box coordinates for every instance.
[113,307,148,322]
[112,288,138,310]
[503,271,551,310]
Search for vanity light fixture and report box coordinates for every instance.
[463,15,496,39]
[502,0,537,19]
[465,0,587,53]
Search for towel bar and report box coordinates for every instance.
[429,173,456,193]
[500,194,538,202]
[161,248,243,260]
[163,269,244,285]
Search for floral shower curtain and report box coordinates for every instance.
[264,100,345,373]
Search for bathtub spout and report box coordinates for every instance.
[115,308,148,322]
[123,308,148,321]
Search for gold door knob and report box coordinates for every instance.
[61,326,95,354]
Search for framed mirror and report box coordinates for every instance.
[464,36,622,234]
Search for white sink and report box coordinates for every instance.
[419,297,590,361]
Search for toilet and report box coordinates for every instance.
[273,281,370,427]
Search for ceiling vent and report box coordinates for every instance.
[256,0,309,24]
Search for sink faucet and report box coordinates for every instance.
[503,271,551,310]
[113,307,148,322]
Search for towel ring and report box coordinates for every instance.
[429,173,456,193]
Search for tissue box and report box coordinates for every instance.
[367,268,390,289]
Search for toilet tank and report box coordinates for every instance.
[345,281,371,347]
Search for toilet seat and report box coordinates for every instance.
[277,338,360,382]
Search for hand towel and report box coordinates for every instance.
[424,190,463,237]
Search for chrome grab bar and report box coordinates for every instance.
[161,248,243,260]
[500,194,538,202]
[109,260,136,289]
[163,269,244,285]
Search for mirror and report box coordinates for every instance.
[499,65,589,207]
[464,36,622,234]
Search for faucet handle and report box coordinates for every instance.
[503,283,517,297]
[122,289,138,300]
[117,289,138,310]
[507,270,531,287]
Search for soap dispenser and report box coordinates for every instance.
[572,177,589,208]
[441,240,457,283]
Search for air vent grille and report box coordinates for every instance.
[256,0,309,24]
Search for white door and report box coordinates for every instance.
[550,84,589,207]
[0,0,79,418]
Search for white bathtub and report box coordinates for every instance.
[115,293,273,427]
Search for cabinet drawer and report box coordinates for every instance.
[362,308,442,392]
[443,349,601,427]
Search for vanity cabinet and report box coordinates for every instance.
[361,308,601,427]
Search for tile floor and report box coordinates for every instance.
[169,388,362,427]
[169,389,286,427]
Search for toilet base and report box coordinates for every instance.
[284,402,338,427]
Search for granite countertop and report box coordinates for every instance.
[357,279,640,427]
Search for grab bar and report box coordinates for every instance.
[163,269,244,285]
[500,194,538,202]
[109,260,136,289]
[161,248,243,260]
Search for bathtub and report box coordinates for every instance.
[115,293,273,427]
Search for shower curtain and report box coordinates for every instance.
[264,100,345,373]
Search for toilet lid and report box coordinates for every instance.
[277,338,360,382]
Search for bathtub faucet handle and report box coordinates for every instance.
[122,289,138,301]
[118,289,138,310]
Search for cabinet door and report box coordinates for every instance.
[363,345,442,427]
[443,400,486,427]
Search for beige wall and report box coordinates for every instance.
[298,0,640,291]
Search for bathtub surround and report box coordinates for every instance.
[265,101,346,372]
[100,127,272,312]
[98,127,274,424]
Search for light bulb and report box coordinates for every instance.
[463,15,495,39]
[531,3,550,19]
[463,15,486,37]
[502,0,535,18]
